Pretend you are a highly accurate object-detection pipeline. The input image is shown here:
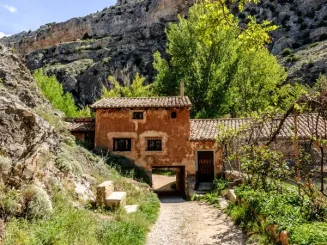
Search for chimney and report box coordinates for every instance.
[180,80,185,97]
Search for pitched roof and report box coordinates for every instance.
[69,122,95,132]
[190,114,327,141]
[90,96,192,109]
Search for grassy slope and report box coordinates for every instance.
[2,139,159,245]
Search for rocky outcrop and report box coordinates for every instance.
[1,0,327,105]
[0,42,112,211]
[240,0,327,84]
[0,43,59,166]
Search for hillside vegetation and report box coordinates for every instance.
[0,43,159,244]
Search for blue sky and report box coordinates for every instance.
[0,0,116,37]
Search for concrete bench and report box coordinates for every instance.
[96,181,114,207]
[105,192,127,209]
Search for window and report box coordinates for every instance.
[114,138,132,151]
[171,111,177,119]
[133,112,144,120]
[147,139,162,151]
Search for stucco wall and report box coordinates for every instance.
[190,141,223,177]
[95,107,196,173]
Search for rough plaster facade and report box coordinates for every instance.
[94,107,222,195]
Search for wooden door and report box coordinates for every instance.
[197,151,214,182]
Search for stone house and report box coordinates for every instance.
[70,97,327,196]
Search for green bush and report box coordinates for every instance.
[231,184,327,245]
[22,185,53,220]
[55,151,82,175]
[281,48,294,56]
[33,69,91,117]
[0,156,12,175]
[290,223,327,245]
[227,203,249,226]
[286,54,301,62]
[0,185,20,220]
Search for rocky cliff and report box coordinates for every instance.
[0,42,107,228]
[241,0,327,86]
[1,0,327,105]
[1,0,194,106]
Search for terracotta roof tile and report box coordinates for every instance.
[90,96,192,109]
[190,114,327,141]
[69,122,95,132]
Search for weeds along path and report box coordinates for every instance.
[146,197,247,245]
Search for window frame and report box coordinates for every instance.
[147,139,163,151]
[132,111,144,120]
[113,138,132,152]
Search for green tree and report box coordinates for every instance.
[154,1,299,118]
[33,69,90,117]
[101,73,155,98]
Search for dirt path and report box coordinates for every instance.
[152,174,176,191]
[147,197,247,245]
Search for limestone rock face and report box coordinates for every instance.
[240,0,327,85]
[1,0,327,105]
[0,0,194,106]
[0,43,59,166]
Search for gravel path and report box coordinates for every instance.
[147,197,247,245]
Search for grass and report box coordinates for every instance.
[226,184,327,245]
[2,141,160,245]
[3,180,159,245]
[152,169,176,177]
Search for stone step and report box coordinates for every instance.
[105,191,127,209]
[196,182,213,191]
[193,190,209,196]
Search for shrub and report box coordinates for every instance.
[33,69,91,117]
[287,54,301,62]
[55,153,73,174]
[22,185,53,219]
[0,156,12,176]
[55,151,82,175]
[290,223,327,245]
[281,48,293,56]
[0,185,20,220]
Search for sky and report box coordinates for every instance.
[0,0,116,38]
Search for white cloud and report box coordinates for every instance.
[0,4,17,13]
[0,32,10,38]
